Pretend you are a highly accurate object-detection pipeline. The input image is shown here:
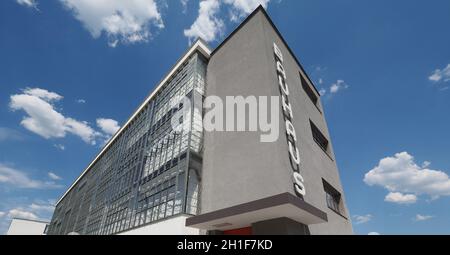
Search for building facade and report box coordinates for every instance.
[47,6,353,235]
[7,218,49,235]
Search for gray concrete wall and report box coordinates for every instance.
[202,9,353,234]
[252,217,310,235]
[259,10,353,235]
[202,11,293,213]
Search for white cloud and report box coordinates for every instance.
[9,88,99,145]
[96,118,120,136]
[224,0,270,18]
[311,66,348,99]
[184,0,224,43]
[429,64,450,82]
[429,73,441,82]
[184,0,279,42]
[319,88,326,96]
[0,163,62,189]
[3,202,53,225]
[59,0,164,47]
[7,209,39,220]
[65,118,99,144]
[422,161,431,168]
[29,203,55,213]
[76,99,86,104]
[0,201,55,234]
[16,0,39,10]
[384,192,417,204]
[0,128,23,142]
[414,214,433,222]
[368,232,380,235]
[364,152,450,201]
[181,0,189,13]
[315,66,327,72]
[330,80,349,94]
[330,84,339,93]
[353,214,372,224]
[22,88,63,102]
[47,199,57,206]
[48,172,62,181]
[10,91,66,139]
[54,144,66,150]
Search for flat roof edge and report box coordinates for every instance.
[211,5,321,96]
[11,218,50,224]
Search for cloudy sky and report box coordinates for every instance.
[1,0,450,235]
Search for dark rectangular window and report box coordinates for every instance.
[323,179,341,213]
[301,73,318,105]
[310,120,329,152]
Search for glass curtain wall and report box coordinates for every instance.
[47,52,207,235]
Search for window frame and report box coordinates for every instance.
[309,120,332,159]
[322,179,347,219]
[300,72,322,113]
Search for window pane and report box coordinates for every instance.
[146,208,153,223]
[310,120,329,152]
[301,74,318,105]
[166,199,174,217]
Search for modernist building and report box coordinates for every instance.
[47,6,353,235]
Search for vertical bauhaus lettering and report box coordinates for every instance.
[274,42,306,197]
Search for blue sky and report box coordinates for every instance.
[1,0,450,235]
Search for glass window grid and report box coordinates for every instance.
[323,179,342,215]
[47,53,206,235]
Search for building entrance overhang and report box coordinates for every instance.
[186,193,327,231]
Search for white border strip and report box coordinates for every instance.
[56,40,211,206]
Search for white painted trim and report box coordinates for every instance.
[56,40,211,206]
[7,218,49,235]
[117,215,200,235]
